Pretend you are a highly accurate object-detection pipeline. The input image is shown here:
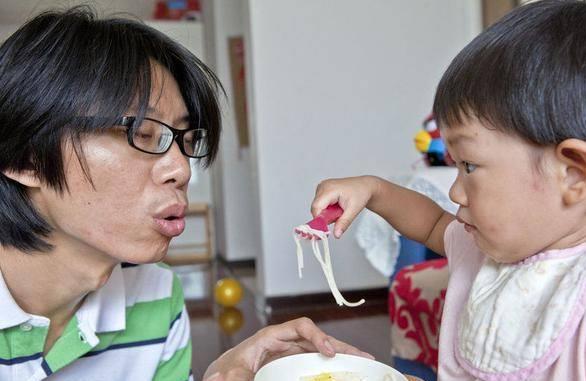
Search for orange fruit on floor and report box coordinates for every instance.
[214,277,243,307]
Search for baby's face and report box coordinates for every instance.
[442,117,573,263]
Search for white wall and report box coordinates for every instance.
[0,24,18,41]
[246,0,482,297]
[204,0,261,261]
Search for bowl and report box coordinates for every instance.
[254,353,407,381]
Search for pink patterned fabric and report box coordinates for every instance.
[388,258,449,370]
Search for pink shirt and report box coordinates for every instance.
[439,221,586,381]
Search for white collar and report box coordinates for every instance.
[76,264,126,333]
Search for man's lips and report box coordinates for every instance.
[153,217,186,237]
[154,204,187,220]
[153,203,187,237]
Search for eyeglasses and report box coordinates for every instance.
[116,116,210,158]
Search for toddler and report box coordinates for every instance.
[311,1,586,380]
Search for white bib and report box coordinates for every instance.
[456,246,586,380]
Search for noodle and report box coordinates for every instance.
[294,226,365,307]
[300,372,364,381]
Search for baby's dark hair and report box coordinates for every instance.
[434,0,586,145]
[0,6,223,252]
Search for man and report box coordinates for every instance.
[0,6,376,381]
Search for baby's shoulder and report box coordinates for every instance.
[443,221,483,268]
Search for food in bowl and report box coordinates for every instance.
[254,353,406,381]
[300,372,364,381]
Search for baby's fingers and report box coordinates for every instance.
[332,206,362,238]
[311,193,340,218]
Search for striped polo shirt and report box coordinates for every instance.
[0,262,194,381]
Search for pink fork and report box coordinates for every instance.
[294,203,344,239]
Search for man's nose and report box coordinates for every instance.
[153,141,191,188]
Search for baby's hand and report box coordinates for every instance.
[312,176,381,238]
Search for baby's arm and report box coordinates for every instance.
[312,176,454,255]
[366,177,454,255]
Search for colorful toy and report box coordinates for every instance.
[214,278,243,307]
[414,113,454,166]
[218,307,244,334]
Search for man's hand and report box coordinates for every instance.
[203,317,373,381]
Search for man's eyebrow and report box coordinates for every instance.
[175,114,191,126]
[145,106,159,116]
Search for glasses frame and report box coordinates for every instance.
[116,116,210,159]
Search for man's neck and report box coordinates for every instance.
[0,238,117,324]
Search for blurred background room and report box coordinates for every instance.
[0,1,523,380]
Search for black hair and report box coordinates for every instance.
[0,6,223,252]
[433,0,586,146]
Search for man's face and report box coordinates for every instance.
[34,64,192,265]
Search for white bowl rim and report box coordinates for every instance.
[254,352,408,381]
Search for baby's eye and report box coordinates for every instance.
[463,161,477,174]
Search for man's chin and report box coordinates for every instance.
[121,244,169,265]
[148,249,169,264]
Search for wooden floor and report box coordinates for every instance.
[177,260,391,380]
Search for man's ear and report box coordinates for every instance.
[2,168,41,188]
[556,139,586,206]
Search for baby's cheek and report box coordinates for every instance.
[481,219,507,245]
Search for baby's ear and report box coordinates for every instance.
[2,168,41,188]
[556,139,586,205]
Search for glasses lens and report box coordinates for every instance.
[183,129,209,158]
[131,119,173,154]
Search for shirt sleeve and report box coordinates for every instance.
[153,274,193,381]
